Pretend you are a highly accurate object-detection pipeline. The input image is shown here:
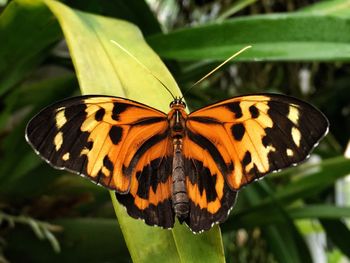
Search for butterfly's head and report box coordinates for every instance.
[169,97,186,109]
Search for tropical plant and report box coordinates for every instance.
[0,0,350,262]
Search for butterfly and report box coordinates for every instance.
[25,93,329,233]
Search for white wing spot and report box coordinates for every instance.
[55,108,67,129]
[54,132,63,151]
[288,105,299,125]
[62,152,70,161]
[286,148,294,157]
[266,145,276,152]
[291,127,301,147]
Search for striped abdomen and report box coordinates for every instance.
[172,138,189,221]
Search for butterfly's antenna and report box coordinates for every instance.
[110,40,176,100]
[181,45,252,99]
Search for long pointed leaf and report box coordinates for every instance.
[320,219,350,258]
[33,0,227,262]
[147,10,350,61]
[228,156,350,218]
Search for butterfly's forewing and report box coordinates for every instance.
[184,94,328,230]
[26,95,175,227]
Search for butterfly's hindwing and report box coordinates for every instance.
[187,94,329,190]
[117,137,175,229]
[183,155,237,232]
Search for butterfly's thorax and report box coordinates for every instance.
[168,108,187,138]
[168,100,189,220]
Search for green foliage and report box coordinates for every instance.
[148,12,350,61]
[0,0,349,262]
[0,211,62,252]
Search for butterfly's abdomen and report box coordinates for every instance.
[169,108,189,221]
[172,138,189,221]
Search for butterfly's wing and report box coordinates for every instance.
[183,154,238,232]
[26,95,175,228]
[184,93,328,232]
[116,135,174,228]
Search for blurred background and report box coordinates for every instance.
[0,0,350,262]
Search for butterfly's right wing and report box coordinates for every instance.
[182,94,328,232]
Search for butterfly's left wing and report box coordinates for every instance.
[183,93,328,232]
[26,95,175,228]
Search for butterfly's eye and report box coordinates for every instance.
[169,101,175,108]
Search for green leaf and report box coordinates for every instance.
[225,204,350,229]
[290,205,350,219]
[222,156,350,260]
[5,218,130,263]
[0,0,61,96]
[274,156,350,204]
[217,0,258,21]
[65,0,162,36]
[320,219,350,258]
[300,0,350,17]
[44,0,178,103]
[25,0,226,262]
[147,12,350,61]
[263,225,299,263]
[234,181,312,262]
[227,156,350,220]
[262,220,312,263]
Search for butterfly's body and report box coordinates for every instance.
[167,99,191,221]
[26,93,329,233]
